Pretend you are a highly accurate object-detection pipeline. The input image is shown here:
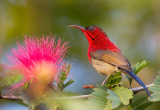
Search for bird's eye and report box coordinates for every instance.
[85,26,95,31]
[89,26,94,30]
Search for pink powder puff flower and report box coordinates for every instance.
[7,35,69,91]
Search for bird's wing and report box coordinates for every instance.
[90,50,133,72]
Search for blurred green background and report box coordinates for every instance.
[0,0,160,110]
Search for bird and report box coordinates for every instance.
[69,25,150,96]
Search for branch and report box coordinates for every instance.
[0,95,22,101]
[0,84,154,100]
[131,84,154,94]
[63,94,92,99]
[63,84,154,99]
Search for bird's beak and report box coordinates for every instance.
[68,25,85,31]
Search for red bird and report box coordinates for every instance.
[69,25,150,96]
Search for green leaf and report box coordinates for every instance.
[87,85,108,110]
[113,86,133,105]
[22,82,30,90]
[106,72,122,88]
[104,99,112,110]
[88,86,133,110]
[148,73,160,101]
[133,60,149,74]
[63,79,74,90]
[57,64,73,90]
[148,93,160,101]
[107,89,121,109]
[131,97,146,107]
[152,73,160,86]
[133,102,153,110]
[114,106,131,110]
[0,74,23,90]
[149,85,160,93]
[128,60,149,84]
[131,96,152,110]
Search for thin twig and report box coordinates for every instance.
[0,84,154,100]
[0,95,22,101]
[130,84,154,94]
[63,94,92,99]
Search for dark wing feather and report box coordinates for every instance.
[90,50,133,72]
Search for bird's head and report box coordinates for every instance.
[68,25,107,45]
[68,25,120,52]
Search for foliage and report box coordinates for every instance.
[0,74,23,91]
[112,86,133,105]
[106,72,122,88]
[0,57,158,110]
[88,85,108,110]
[148,73,160,101]
[88,85,133,110]
[0,63,73,110]
[128,60,149,84]
[130,96,153,110]
[57,64,74,91]
[133,60,149,75]
[107,89,121,109]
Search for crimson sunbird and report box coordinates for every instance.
[69,25,150,96]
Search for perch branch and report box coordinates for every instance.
[63,84,154,99]
[131,84,154,94]
[0,84,154,100]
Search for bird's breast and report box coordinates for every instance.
[91,58,120,76]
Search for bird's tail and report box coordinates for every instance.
[124,70,150,96]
